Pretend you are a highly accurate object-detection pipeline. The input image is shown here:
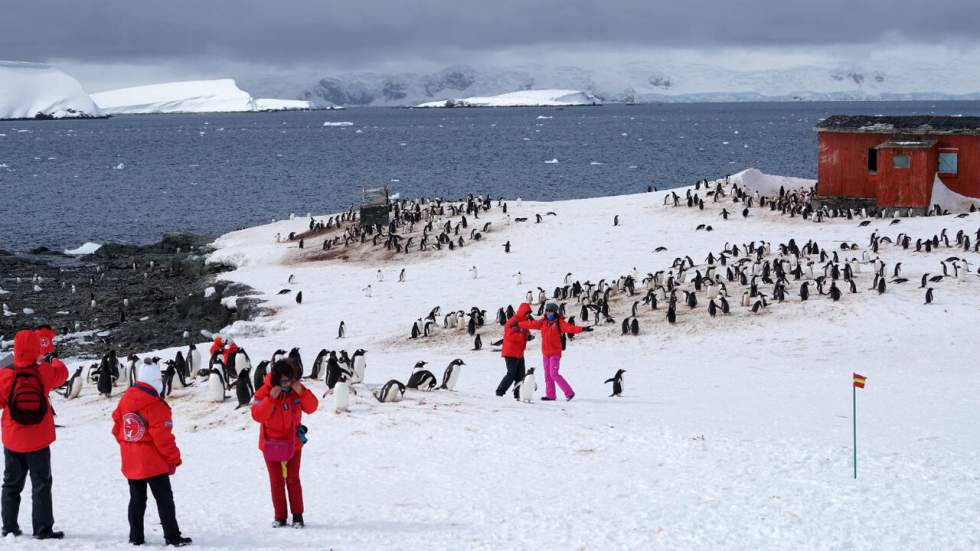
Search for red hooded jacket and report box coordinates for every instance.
[111,382,182,480]
[519,315,584,357]
[222,342,239,366]
[250,374,318,451]
[0,331,69,453]
[501,303,533,358]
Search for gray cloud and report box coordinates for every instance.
[3,0,979,65]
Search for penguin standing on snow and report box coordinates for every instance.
[605,369,625,397]
[333,368,351,413]
[187,344,202,378]
[96,350,117,398]
[517,368,537,403]
[337,321,346,339]
[62,366,84,399]
[207,364,227,403]
[308,349,328,380]
[234,365,254,409]
[439,359,465,390]
[351,349,367,383]
[288,348,304,378]
[324,351,343,391]
[473,334,482,351]
[253,360,269,392]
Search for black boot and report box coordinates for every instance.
[34,530,64,540]
[165,536,192,547]
[292,514,304,528]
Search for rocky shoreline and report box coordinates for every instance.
[0,234,262,359]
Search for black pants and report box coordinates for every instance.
[1,447,54,535]
[496,357,526,398]
[129,474,181,542]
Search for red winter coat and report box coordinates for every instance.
[519,316,583,357]
[501,303,533,358]
[223,342,239,366]
[0,335,68,453]
[111,383,182,480]
[210,339,224,359]
[250,375,318,451]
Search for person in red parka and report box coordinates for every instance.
[0,329,68,539]
[112,359,191,547]
[222,339,239,367]
[209,336,224,362]
[496,303,534,399]
[519,302,592,401]
[251,360,318,528]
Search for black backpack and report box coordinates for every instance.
[7,368,48,425]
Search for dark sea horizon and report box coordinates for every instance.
[3,100,980,253]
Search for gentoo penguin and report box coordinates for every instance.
[295,291,303,304]
[373,379,406,403]
[253,360,269,392]
[925,287,934,304]
[337,321,346,339]
[351,349,367,383]
[334,370,351,413]
[439,359,465,390]
[376,269,384,282]
[473,334,482,351]
[517,368,537,403]
[123,354,138,387]
[235,348,252,377]
[288,348,304,378]
[207,365,227,403]
[309,349,328,380]
[629,318,639,336]
[96,351,116,398]
[324,351,342,390]
[605,369,626,397]
[406,361,437,390]
[469,266,478,279]
[188,344,202,377]
[399,269,406,282]
[63,366,84,399]
[234,365,254,409]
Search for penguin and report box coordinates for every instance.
[473,334,482,351]
[96,351,116,398]
[188,344,202,378]
[440,359,465,391]
[253,360,269,392]
[207,366,227,403]
[351,349,367,384]
[309,349,328,380]
[613,215,620,226]
[337,321,346,339]
[295,291,303,304]
[799,282,809,301]
[161,360,176,397]
[334,369,351,413]
[324,351,343,390]
[124,354,138,387]
[288,348,304,378]
[234,349,252,377]
[666,304,677,324]
[373,380,406,403]
[399,269,406,282]
[62,366,84,399]
[517,368,537,403]
[173,351,190,385]
[406,361,437,390]
[605,369,625,397]
[925,287,934,304]
[629,318,639,336]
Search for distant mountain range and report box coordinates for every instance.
[297,62,980,107]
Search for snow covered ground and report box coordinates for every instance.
[0,61,102,120]
[417,89,598,108]
[19,169,980,550]
[92,79,311,114]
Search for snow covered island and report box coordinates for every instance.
[0,61,103,120]
[416,88,599,108]
[91,79,312,115]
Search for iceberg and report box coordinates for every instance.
[0,61,102,120]
[64,242,102,255]
[92,79,311,114]
[417,89,598,108]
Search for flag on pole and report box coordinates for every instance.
[853,373,866,389]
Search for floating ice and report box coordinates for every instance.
[590,161,603,166]
[64,242,102,255]
[536,115,553,120]
[544,158,559,164]
[323,121,354,127]
[114,162,125,170]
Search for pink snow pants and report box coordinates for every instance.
[543,355,574,399]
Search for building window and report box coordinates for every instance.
[868,148,878,174]
[893,154,910,169]
[939,152,958,174]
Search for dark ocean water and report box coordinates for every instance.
[2,101,980,252]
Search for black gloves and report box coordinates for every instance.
[581,326,594,332]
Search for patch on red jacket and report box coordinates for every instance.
[122,413,147,442]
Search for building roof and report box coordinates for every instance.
[816,115,980,136]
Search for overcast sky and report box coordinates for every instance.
[4,0,978,91]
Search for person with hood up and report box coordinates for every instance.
[0,329,68,539]
[111,358,191,547]
[519,303,592,401]
[251,360,318,528]
[496,303,534,399]
[209,336,224,362]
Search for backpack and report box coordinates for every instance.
[7,368,48,425]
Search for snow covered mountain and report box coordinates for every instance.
[416,89,598,108]
[299,62,980,107]
[0,61,102,120]
[92,79,312,114]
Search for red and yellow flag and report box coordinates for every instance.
[853,373,867,389]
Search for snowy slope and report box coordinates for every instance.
[0,61,102,120]
[31,169,980,550]
[92,79,310,114]
[416,89,597,108]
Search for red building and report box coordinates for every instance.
[815,115,980,210]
